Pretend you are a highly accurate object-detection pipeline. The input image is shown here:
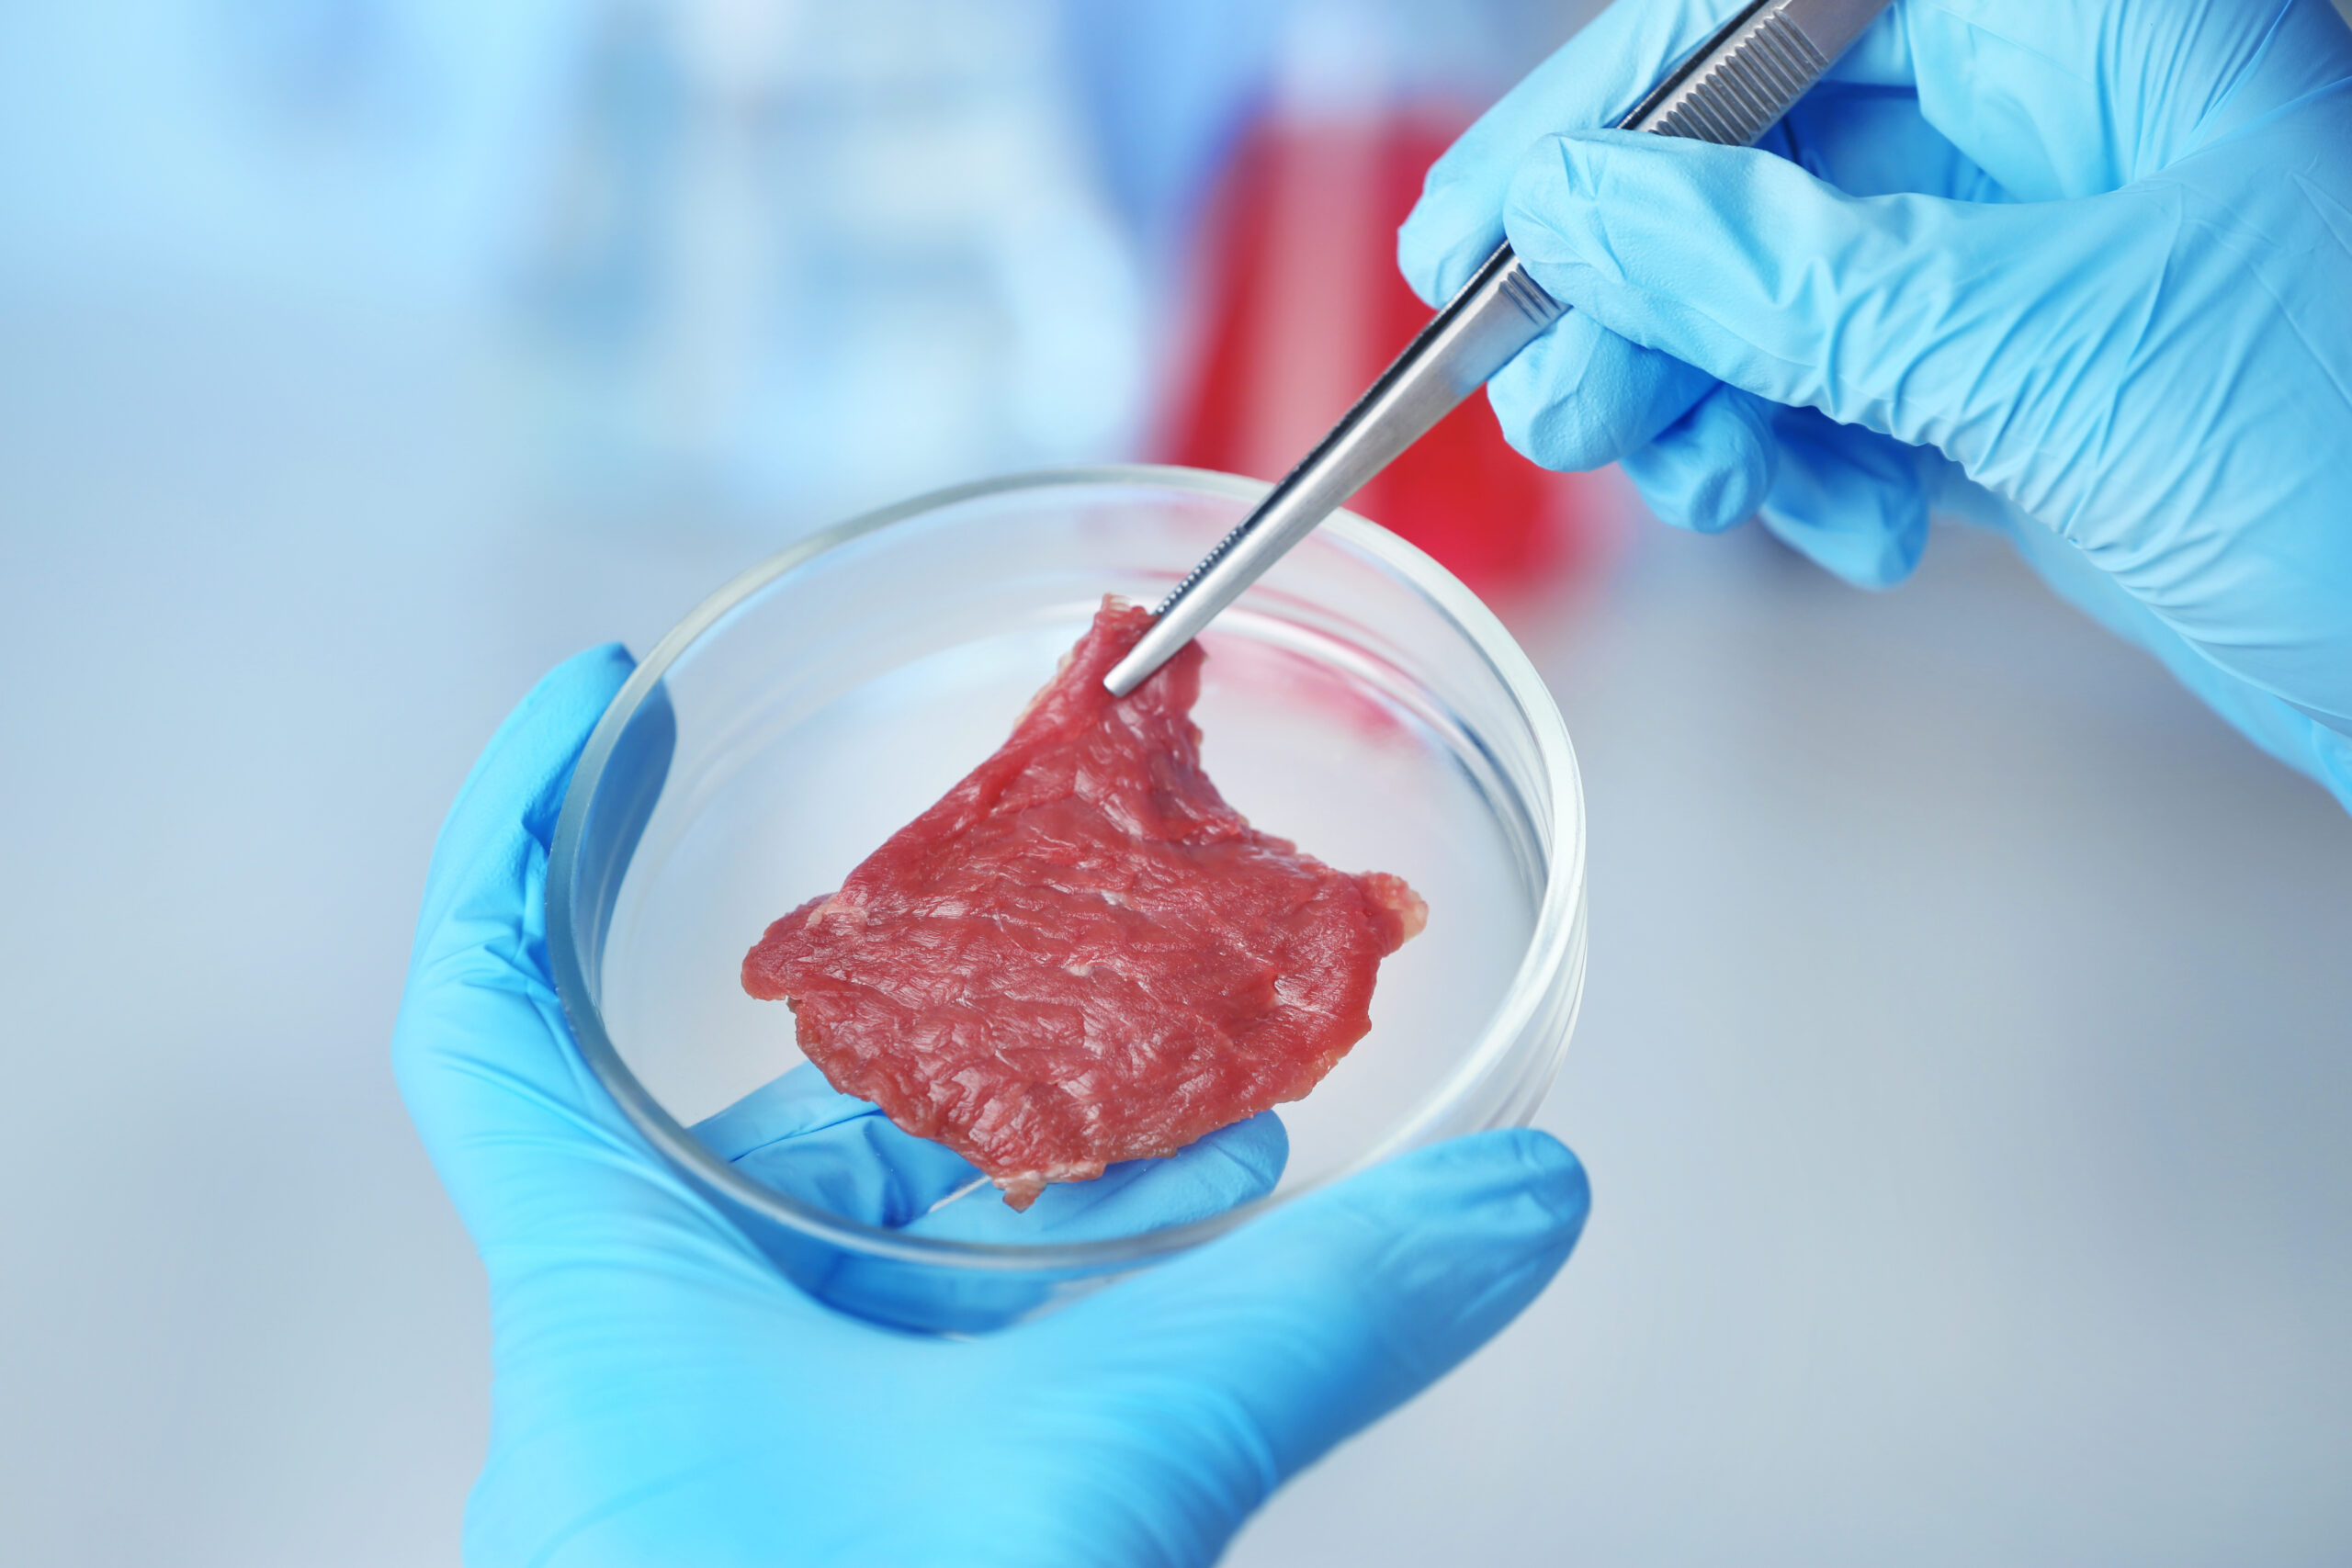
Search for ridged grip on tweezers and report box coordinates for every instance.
[1643,14,1828,143]
[1104,0,1892,697]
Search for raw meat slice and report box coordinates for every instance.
[741,596,1426,1210]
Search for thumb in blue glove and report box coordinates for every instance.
[395,646,1589,1568]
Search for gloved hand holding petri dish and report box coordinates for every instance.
[392,576,1589,1563]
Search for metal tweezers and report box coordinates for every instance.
[1104,0,1894,696]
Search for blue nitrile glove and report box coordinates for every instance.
[393,645,1589,1568]
[1399,0,2352,810]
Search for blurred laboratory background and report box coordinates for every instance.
[3,2,2349,1563]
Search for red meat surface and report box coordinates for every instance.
[741,596,1426,1209]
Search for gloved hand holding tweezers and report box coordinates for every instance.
[1403,0,2352,810]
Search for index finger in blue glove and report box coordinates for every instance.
[1501,130,2096,592]
[1501,128,2160,522]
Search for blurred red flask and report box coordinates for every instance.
[1161,111,1611,594]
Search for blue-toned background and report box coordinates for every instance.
[4,3,2349,1562]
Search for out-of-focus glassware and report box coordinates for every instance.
[517,0,1149,526]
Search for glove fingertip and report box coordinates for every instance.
[455,643,636,811]
[1218,1108,1291,1191]
[1517,1127,1591,1230]
[420,644,639,935]
[515,642,639,740]
[1337,1128,1589,1259]
[1760,412,1934,588]
[1623,384,1778,534]
[1760,511,1928,589]
[515,644,639,845]
[1445,1125,1589,1232]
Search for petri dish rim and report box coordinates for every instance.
[545,463,1586,1275]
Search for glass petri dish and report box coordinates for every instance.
[547,466,1586,1334]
